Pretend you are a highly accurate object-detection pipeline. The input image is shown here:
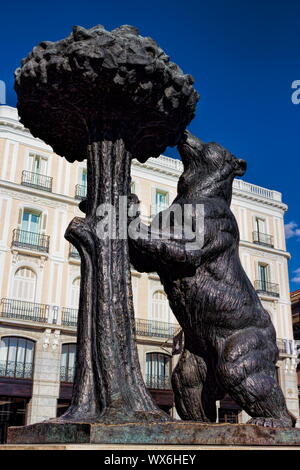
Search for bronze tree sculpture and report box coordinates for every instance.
[128,131,295,428]
[14,24,199,423]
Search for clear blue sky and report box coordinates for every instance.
[1,0,300,290]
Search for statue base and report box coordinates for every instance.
[7,421,300,446]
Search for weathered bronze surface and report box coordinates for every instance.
[13,24,198,424]
[129,131,295,428]
[7,422,300,445]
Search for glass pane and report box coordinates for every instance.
[21,212,30,231]
[256,218,265,233]
[17,338,26,363]
[81,170,87,185]
[25,341,34,364]
[146,354,151,376]
[0,338,8,362]
[156,192,166,205]
[7,338,17,362]
[68,345,76,368]
[30,214,40,233]
[153,353,158,378]
[61,345,68,368]
[259,265,267,283]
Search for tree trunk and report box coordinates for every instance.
[62,137,169,423]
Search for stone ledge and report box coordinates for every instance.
[6,421,300,446]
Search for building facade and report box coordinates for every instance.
[0,105,298,441]
[291,289,300,408]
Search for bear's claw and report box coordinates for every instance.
[247,417,293,428]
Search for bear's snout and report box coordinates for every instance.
[234,158,247,176]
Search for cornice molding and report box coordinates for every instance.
[239,240,291,260]
[0,180,74,209]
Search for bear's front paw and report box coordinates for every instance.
[247,416,293,428]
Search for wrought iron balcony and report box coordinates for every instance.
[0,360,33,379]
[75,184,87,200]
[135,318,179,339]
[21,170,53,192]
[253,231,274,247]
[61,308,78,327]
[145,374,171,390]
[0,298,49,323]
[60,365,75,383]
[12,229,50,253]
[69,244,80,259]
[254,280,279,297]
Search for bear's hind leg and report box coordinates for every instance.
[171,346,220,422]
[217,328,294,428]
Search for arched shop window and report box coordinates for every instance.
[0,337,35,379]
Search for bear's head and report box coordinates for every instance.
[177,131,246,200]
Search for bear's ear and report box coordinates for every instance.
[234,158,247,176]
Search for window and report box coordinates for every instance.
[258,263,269,288]
[21,210,41,234]
[14,209,48,252]
[75,169,87,199]
[80,168,87,187]
[253,217,273,246]
[156,190,168,209]
[255,264,279,297]
[29,154,48,175]
[146,352,171,389]
[130,181,136,193]
[0,337,35,379]
[12,267,37,302]
[71,277,81,309]
[153,190,169,215]
[60,344,76,383]
[151,290,176,324]
[255,217,266,234]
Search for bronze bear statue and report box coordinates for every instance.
[128,131,295,428]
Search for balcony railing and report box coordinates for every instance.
[12,229,50,253]
[233,179,282,202]
[135,318,179,338]
[0,298,49,323]
[60,365,75,383]
[75,184,87,200]
[21,170,53,192]
[69,244,80,259]
[253,231,274,248]
[0,360,33,379]
[254,280,279,297]
[145,374,171,390]
[61,308,78,327]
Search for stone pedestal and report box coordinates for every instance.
[7,421,300,446]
